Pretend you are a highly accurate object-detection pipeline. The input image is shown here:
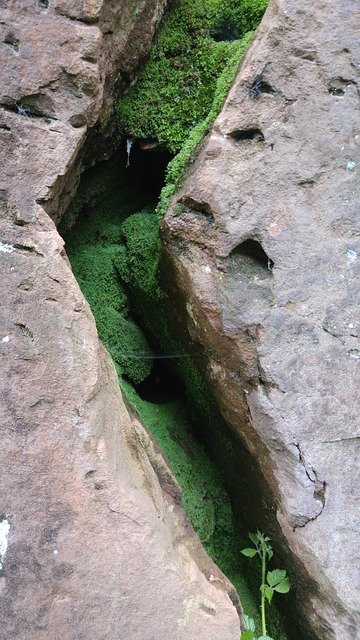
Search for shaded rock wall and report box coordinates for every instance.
[0,1,240,638]
[0,0,167,222]
[162,1,360,638]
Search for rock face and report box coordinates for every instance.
[162,1,360,638]
[0,1,240,638]
[0,0,167,223]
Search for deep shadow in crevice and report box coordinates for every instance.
[135,359,186,404]
[229,128,264,142]
[210,23,239,42]
[328,77,355,96]
[178,195,215,221]
[126,142,172,201]
[230,239,274,270]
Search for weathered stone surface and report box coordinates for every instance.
[0,0,167,222]
[163,1,360,638]
[0,213,239,638]
[0,1,240,638]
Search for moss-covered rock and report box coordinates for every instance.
[113,208,162,297]
[117,0,266,154]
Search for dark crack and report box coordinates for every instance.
[108,506,142,527]
[293,442,326,530]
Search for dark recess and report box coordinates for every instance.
[135,359,186,404]
[229,127,264,142]
[126,142,173,201]
[230,238,274,270]
[4,33,19,51]
[179,196,215,221]
[210,23,239,42]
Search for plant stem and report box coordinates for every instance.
[261,548,267,636]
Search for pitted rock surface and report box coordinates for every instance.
[163,1,360,638]
[0,1,240,638]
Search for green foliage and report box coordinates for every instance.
[113,208,162,297]
[208,0,268,39]
[64,161,153,385]
[156,30,254,219]
[117,0,265,155]
[118,0,234,153]
[241,532,291,639]
[120,379,259,617]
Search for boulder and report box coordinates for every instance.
[0,1,240,638]
[162,0,360,638]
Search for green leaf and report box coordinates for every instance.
[249,532,259,545]
[264,585,274,603]
[241,630,255,640]
[243,615,256,632]
[274,577,291,593]
[256,529,264,542]
[267,569,287,587]
[267,547,273,560]
[241,547,257,558]
[258,636,274,640]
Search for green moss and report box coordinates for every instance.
[117,0,265,154]
[208,0,268,39]
[113,208,162,297]
[121,380,260,621]
[156,29,254,218]
[120,377,289,640]
[65,159,153,385]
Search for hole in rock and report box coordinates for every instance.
[178,196,215,221]
[259,79,276,95]
[4,33,19,51]
[229,128,264,142]
[328,77,355,96]
[38,0,49,8]
[135,359,186,404]
[1,93,55,120]
[230,239,274,270]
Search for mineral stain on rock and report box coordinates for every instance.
[0,518,10,572]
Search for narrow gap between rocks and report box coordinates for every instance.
[62,148,303,640]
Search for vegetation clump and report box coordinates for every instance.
[241,532,291,640]
[117,0,267,154]
[113,208,162,298]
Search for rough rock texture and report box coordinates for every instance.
[0,2,240,639]
[163,1,360,638]
[0,0,168,223]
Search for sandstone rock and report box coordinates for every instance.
[0,216,239,638]
[0,0,167,222]
[0,1,240,638]
[163,1,360,638]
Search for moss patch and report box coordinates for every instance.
[117,0,266,152]
[65,158,154,384]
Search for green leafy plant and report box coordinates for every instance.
[241,531,290,640]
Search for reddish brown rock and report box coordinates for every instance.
[163,1,360,638]
[0,0,168,222]
[0,1,240,638]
